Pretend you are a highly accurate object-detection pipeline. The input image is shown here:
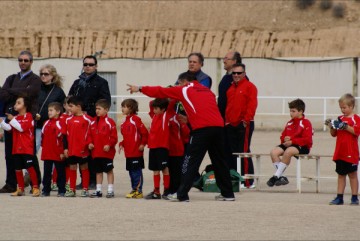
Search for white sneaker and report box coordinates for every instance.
[167,193,189,202]
[240,183,246,189]
[248,184,256,189]
[215,194,235,201]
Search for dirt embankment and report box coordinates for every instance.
[0,0,359,58]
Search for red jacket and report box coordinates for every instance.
[0,113,34,155]
[119,114,148,158]
[225,78,258,126]
[142,81,223,130]
[41,118,64,161]
[65,114,92,158]
[59,113,71,135]
[148,101,170,149]
[89,115,118,159]
[280,116,313,149]
[333,115,360,164]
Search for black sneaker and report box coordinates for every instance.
[88,183,96,190]
[275,176,289,186]
[90,191,103,198]
[145,191,161,200]
[162,189,170,200]
[267,176,279,187]
[0,184,16,193]
[41,192,50,197]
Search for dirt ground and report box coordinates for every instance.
[1,130,360,241]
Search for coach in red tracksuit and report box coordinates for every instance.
[127,72,235,202]
[225,63,258,188]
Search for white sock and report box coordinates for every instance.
[96,184,102,192]
[108,184,114,193]
[275,162,288,178]
[273,161,280,170]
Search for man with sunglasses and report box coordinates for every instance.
[68,55,111,189]
[0,50,42,193]
[225,63,258,189]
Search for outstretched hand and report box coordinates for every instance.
[126,84,140,94]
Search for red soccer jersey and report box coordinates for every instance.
[225,78,258,126]
[59,113,71,135]
[141,81,224,130]
[333,115,360,164]
[0,113,35,155]
[280,115,313,149]
[65,114,92,158]
[168,113,190,156]
[148,101,170,149]
[119,114,149,158]
[89,115,118,159]
[41,118,64,161]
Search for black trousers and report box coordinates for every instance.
[4,130,16,188]
[177,127,234,201]
[168,155,183,194]
[226,121,255,186]
[42,160,66,194]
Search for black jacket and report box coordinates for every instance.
[36,83,66,128]
[68,71,111,117]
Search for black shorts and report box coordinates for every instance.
[335,160,358,175]
[149,148,168,171]
[278,144,310,158]
[94,158,114,173]
[13,154,36,170]
[68,156,89,165]
[126,156,145,171]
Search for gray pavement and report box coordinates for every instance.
[0,130,359,240]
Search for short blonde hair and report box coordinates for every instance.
[339,93,355,107]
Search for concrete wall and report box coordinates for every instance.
[0,57,358,130]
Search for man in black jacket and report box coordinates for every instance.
[0,50,42,193]
[68,55,111,189]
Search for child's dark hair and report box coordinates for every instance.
[67,95,83,109]
[178,72,197,83]
[152,98,169,110]
[121,98,138,114]
[96,99,111,110]
[48,102,63,113]
[288,98,305,113]
[64,95,71,105]
[17,95,32,113]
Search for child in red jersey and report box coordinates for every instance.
[325,93,359,205]
[88,99,118,198]
[267,99,313,187]
[0,96,40,197]
[145,98,171,199]
[63,96,92,197]
[58,96,72,191]
[41,102,66,197]
[119,98,149,199]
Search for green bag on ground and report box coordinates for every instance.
[193,166,243,193]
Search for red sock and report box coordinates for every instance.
[70,169,77,191]
[52,168,58,183]
[163,174,170,190]
[65,166,70,183]
[15,170,25,191]
[27,167,38,188]
[81,169,89,190]
[153,174,160,193]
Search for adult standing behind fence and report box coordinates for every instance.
[225,63,258,188]
[35,64,66,152]
[68,55,111,189]
[0,50,42,193]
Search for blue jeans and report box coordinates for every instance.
[129,169,143,192]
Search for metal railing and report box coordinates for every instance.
[111,95,359,131]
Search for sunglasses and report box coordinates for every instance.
[40,73,50,76]
[83,63,96,67]
[232,72,244,75]
[18,58,30,63]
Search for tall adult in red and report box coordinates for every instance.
[225,63,258,188]
[127,72,235,202]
